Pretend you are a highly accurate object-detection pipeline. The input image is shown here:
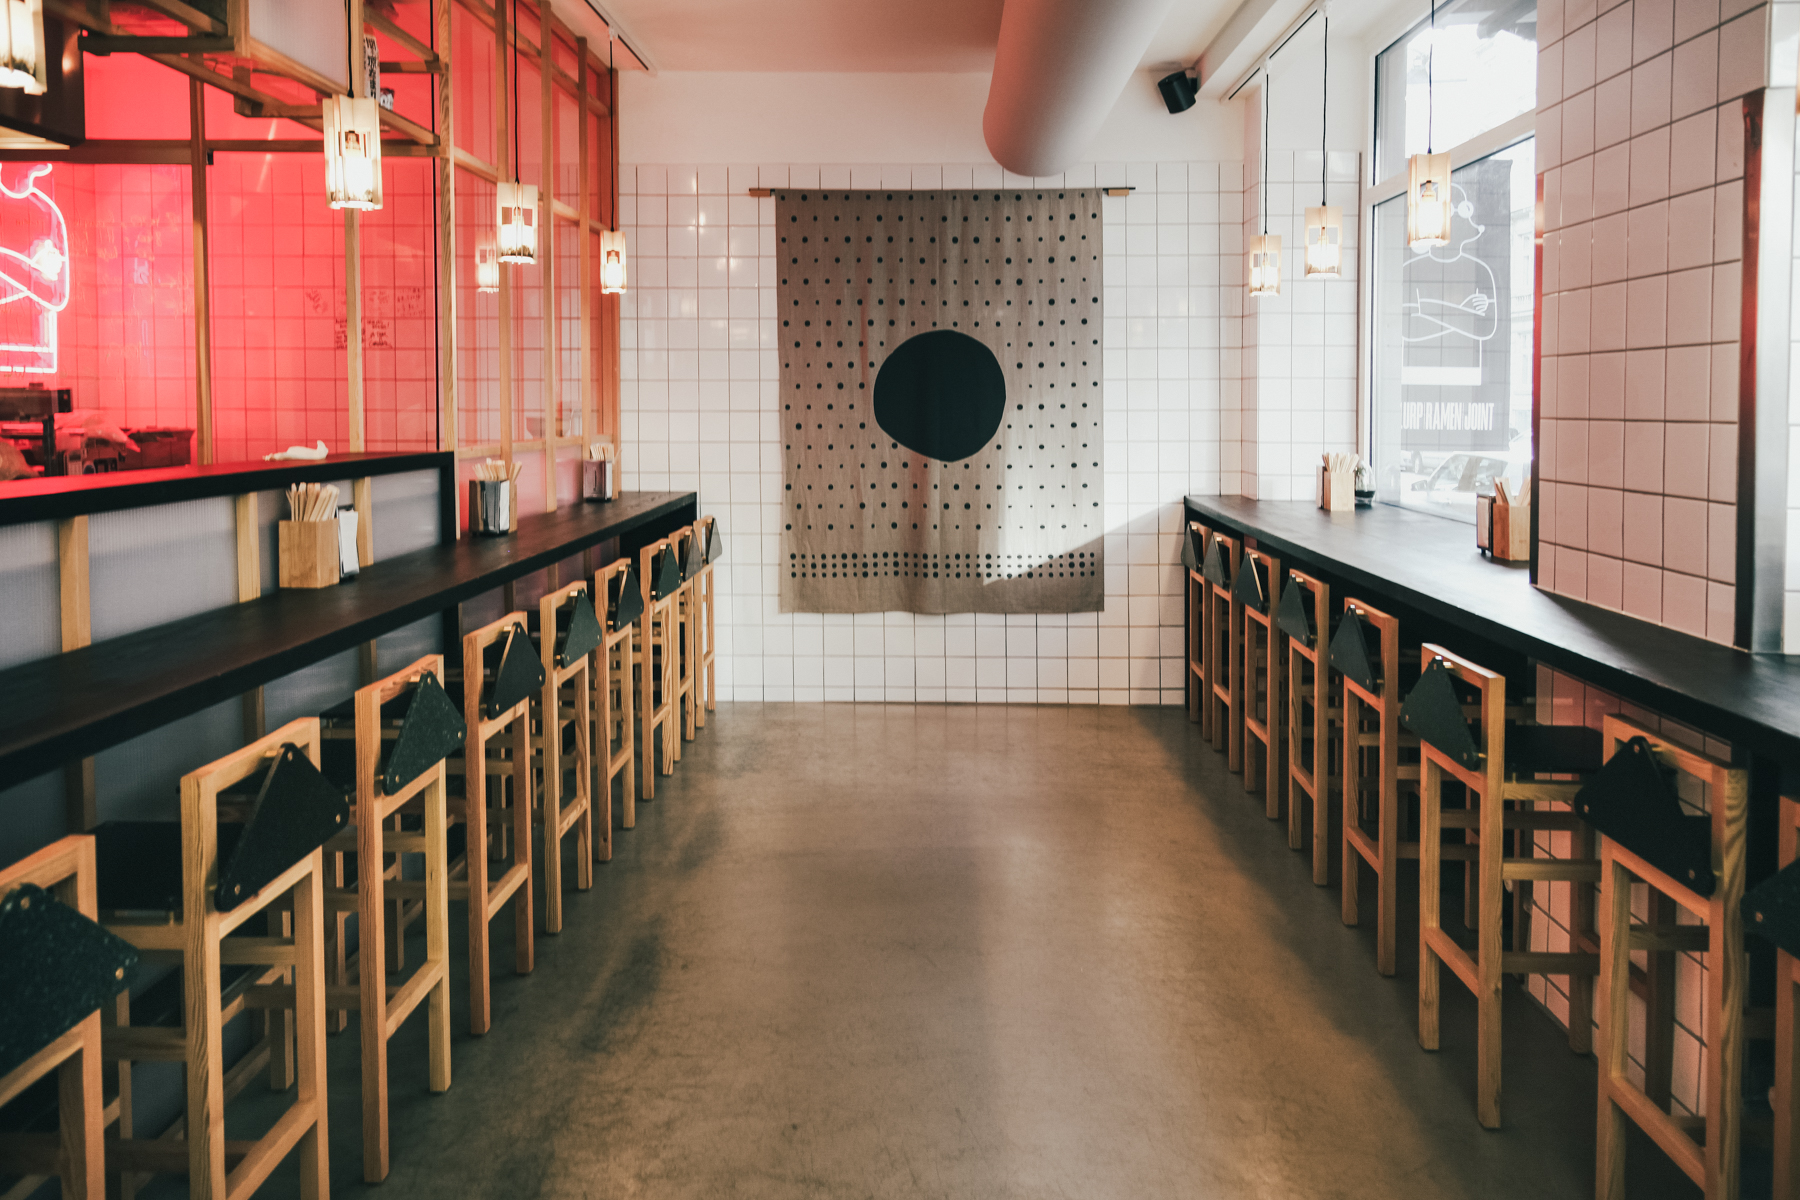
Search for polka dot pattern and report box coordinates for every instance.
[778,189,1105,613]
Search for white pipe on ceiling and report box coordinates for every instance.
[982,0,1181,177]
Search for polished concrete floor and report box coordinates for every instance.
[228,704,1698,1199]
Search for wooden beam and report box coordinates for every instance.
[353,477,374,567]
[376,104,438,147]
[345,0,367,462]
[365,7,439,65]
[82,34,234,54]
[137,0,225,32]
[452,145,500,181]
[189,76,215,466]
[378,60,441,74]
[435,0,460,536]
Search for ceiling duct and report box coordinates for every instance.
[982,0,1181,177]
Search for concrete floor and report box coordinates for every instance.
[220,703,1700,1199]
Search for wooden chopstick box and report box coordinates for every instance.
[279,519,342,588]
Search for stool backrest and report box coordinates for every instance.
[1204,531,1238,591]
[1580,714,1739,905]
[1331,596,1398,695]
[699,514,723,564]
[360,654,464,800]
[1279,568,1328,649]
[1401,644,1500,780]
[596,556,642,634]
[183,718,347,918]
[541,579,603,669]
[1182,521,1209,574]
[0,836,138,1080]
[1236,547,1279,615]
[463,612,543,723]
[640,536,681,603]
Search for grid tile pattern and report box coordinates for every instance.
[621,160,1245,704]
[1241,147,1362,501]
[1534,0,1771,642]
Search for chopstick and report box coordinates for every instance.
[285,482,340,522]
[475,458,522,487]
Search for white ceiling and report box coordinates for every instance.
[602,0,1245,75]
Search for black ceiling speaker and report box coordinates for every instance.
[1158,70,1199,114]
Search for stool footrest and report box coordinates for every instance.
[1626,923,1712,953]
[1602,1071,1706,1187]
[1423,927,1480,994]
[1499,950,1598,976]
[1500,858,1601,882]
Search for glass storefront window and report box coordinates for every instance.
[1370,139,1535,521]
[1372,0,1537,183]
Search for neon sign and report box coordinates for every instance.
[0,162,68,374]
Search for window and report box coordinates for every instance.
[1368,0,1536,522]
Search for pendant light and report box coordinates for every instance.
[1304,9,1341,279]
[599,229,627,294]
[323,95,384,210]
[476,239,500,293]
[1248,70,1280,299]
[1406,0,1451,248]
[0,0,44,95]
[598,37,627,294]
[497,0,538,265]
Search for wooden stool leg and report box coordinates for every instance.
[1418,755,1443,1053]
[1341,687,1361,929]
[1567,823,1597,1056]
[542,683,565,935]
[424,776,453,1095]
[576,668,598,877]
[1779,950,1800,1200]
[621,638,636,828]
[466,733,493,1036]
[292,860,330,1200]
[183,910,228,1200]
[512,713,535,975]
[1596,849,1632,1200]
[1476,786,1504,1129]
[1377,697,1399,978]
[360,794,392,1181]
[1643,889,1677,1106]
[58,1013,104,1200]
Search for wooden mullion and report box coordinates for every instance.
[452,145,501,182]
[436,0,459,535]
[189,76,215,466]
[495,0,513,476]
[577,42,594,446]
[540,0,557,513]
[376,104,438,147]
[605,49,620,461]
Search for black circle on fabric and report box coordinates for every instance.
[872,330,1005,463]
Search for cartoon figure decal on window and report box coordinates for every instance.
[0,162,69,374]
[1400,181,1499,390]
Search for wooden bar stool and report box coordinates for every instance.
[1182,521,1210,733]
[97,719,343,1200]
[636,536,682,799]
[1586,715,1747,1198]
[1747,791,1800,1200]
[670,524,700,748]
[532,580,600,931]
[692,515,721,726]
[457,612,542,1035]
[1202,531,1242,771]
[1280,569,1336,885]
[593,557,642,838]
[1409,644,1603,1129]
[315,655,459,1182]
[1239,546,1284,819]
[1336,597,1420,976]
[0,835,137,1200]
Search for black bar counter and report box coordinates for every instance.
[1186,494,1800,777]
[0,450,454,526]
[0,489,695,786]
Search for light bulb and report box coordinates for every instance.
[599,229,628,294]
[496,182,538,264]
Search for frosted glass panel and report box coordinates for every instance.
[94,699,240,823]
[90,497,235,640]
[0,521,58,669]
[373,469,442,560]
[0,771,66,868]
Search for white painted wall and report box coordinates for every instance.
[621,70,1246,166]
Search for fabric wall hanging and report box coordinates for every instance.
[778,189,1104,613]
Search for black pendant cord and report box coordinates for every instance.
[514,0,522,183]
[1425,0,1440,156]
[1320,16,1328,205]
[1261,72,1270,236]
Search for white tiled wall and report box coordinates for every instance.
[1534,0,1773,643]
[1239,136,1362,501]
[620,160,1244,704]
